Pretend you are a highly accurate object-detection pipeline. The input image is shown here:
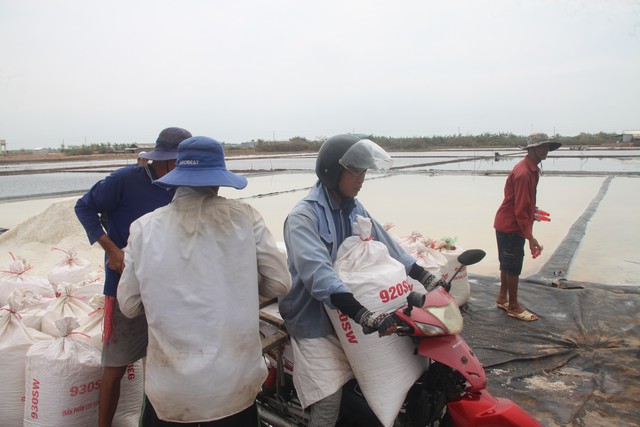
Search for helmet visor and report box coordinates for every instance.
[338,139,392,176]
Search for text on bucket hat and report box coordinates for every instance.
[153,136,247,189]
[139,127,192,161]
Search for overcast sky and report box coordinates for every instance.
[1,0,639,150]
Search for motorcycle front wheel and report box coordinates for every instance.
[405,362,466,427]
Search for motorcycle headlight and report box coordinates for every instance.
[422,304,464,335]
[413,322,447,336]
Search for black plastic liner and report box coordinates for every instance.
[460,275,640,427]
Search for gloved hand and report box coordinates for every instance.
[414,267,447,292]
[355,308,397,335]
[534,212,551,222]
[534,207,551,222]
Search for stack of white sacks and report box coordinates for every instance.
[392,229,471,307]
[0,248,143,427]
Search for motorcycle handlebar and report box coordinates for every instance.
[394,323,414,335]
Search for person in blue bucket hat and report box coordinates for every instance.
[153,136,248,189]
[117,136,292,426]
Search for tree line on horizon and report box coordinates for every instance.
[234,131,628,153]
[6,131,630,156]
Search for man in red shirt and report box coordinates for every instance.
[494,138,561,321]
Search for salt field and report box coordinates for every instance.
[1,149,639,427]
[1,148,639,286]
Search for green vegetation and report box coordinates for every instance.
[243,131,625,154]
[7,132,630,157]
[255,137,322,153]
[61,142,133,155]
[374,132,626,151]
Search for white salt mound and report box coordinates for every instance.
[0,199,104,277]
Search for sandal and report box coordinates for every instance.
[507,309,538,321]
[496,301,509,311]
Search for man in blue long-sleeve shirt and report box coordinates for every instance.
[278,134,446,426]
[75,127,191,427]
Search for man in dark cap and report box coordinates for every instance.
[494,136,561,322]
[75,126,192,426]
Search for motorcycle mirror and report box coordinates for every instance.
[407,292,426,308]
[404,291,426,317]
[456,249,486,267]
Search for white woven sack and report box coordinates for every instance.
[435,247,470,306]
[395,231,426,255]
[41,284,94,338]
[7,288,53,331]
[47,247,94,289]
[402,241,448,297]
[0,306,53,426]
[404,239,470,306]
[67,294,144,427]
[327,215,426,427]
[112,359,145,427]
[70,274,105,301]
[71,294,105,351]
[23,317,102,427]
[0,258,55,307]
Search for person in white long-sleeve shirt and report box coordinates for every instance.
[117,136,291,426]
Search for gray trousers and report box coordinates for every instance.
[308,389,342,427]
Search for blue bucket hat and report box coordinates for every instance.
[154,136,247,189]
[139,127,192,161]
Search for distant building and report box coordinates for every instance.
[32,147,49,154]
[621,130,640,143]
[237,141,256,148]
[111,144,150,154]
[136,143,156,152]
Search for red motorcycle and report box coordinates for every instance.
[391,249,541,426]
[258,249,542,426]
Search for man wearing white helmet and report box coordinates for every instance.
[279,134,446,426]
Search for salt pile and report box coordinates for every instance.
[0,198,104,277]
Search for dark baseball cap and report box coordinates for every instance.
[139,127,192,161]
